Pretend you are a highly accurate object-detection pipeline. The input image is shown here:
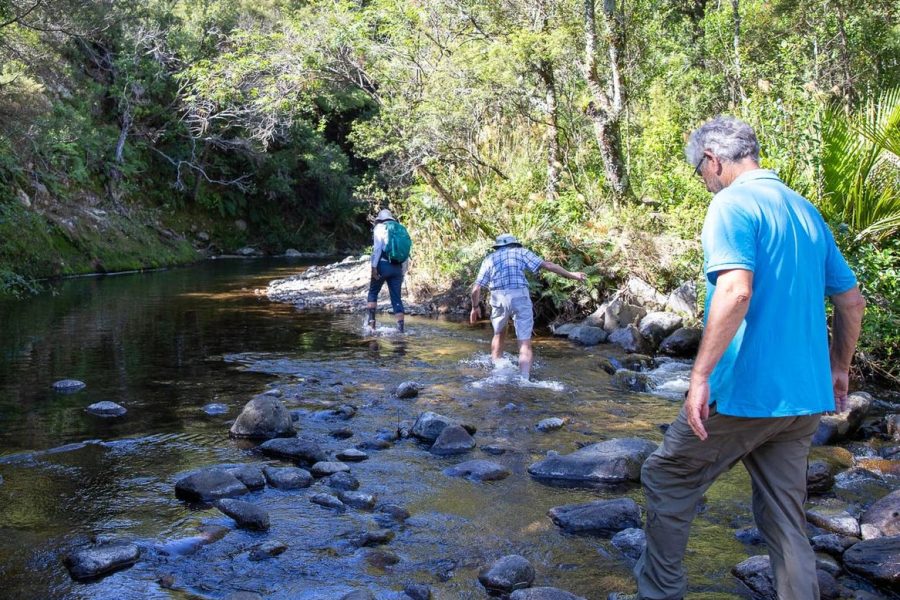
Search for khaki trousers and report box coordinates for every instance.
[634,404,821,600]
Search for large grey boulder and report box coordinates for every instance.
[548,498,642,536]
[567,325,608,346]
[551,322,579,336]
[227,464,267,490]
[812,392,874,445]
[860,489,900,539]
[63,542,140,581]
[658,327,702,356]
[665,281,697,317]
[430,424,476,455]
[215,499,270,531]
[175,468,249,502]
[603,297,647,333]
[638,312,684,348]
[263,466,313,489]
[510,588,587,600]
[610,370,653,393]
[478,555,535,594]
[258,437,326,464]
[843,536,900,589]
[395,381,422,399]
[625,276,667,309]
[230,395,294,439]
[528,438,658,485]
[444,460,510,482]
[412,411,474,442]
[609,325,651,354]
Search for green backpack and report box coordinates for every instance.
[383,221,412,263]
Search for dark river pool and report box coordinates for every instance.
[0,258,868,599]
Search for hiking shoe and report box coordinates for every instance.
[607,594,638,600]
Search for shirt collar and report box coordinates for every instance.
[730,168,781,186]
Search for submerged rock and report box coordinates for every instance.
[510,588,587,600]
[202,403,229,416]
[175,468,249,503]
[310,493,345,510]
[326,471,360,491]
[258,437,326,465]
[215,499,270,531]
[610,370,653,393]
[528,438,658,485]
[229,396,294,439]
[444,460,510,481]
[548,498,642,536]
[63,541,140,581]
[338,491,376,510]
[430,424,476,455]
[478,554,535,594]
[536,417,566,433]
[86,401,127,417]
[248,540,288,561]
[53,379,86,393]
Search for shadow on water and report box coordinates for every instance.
[0,259,878,599]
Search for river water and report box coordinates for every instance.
[0,259,794,599]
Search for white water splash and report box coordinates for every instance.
[646,357,692,399]
[464,353,566,391]
[362,318,405,337]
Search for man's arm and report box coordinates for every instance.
[829,286,865,412]
[469,284,482,324]
[539,261,587,281]
[686,268,753,440]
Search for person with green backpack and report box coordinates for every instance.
[366,208,412,333]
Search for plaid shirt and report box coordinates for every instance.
[475,246,544,290]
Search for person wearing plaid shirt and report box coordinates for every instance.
[470,233,586,379]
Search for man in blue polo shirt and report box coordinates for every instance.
[610,117,865,600]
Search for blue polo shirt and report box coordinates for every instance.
[701,170,857,417]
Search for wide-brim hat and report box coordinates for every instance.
[493,233,521,248]
[374,208,396,222]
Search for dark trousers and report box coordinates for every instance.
[367,259,405,315]
[635,404,821,600]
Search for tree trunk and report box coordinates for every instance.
[833,1,855,104]
[417,165,493,237]
[538,60,562,201]
[583,0,629,202]
[731,0,746,104]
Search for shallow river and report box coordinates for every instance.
[0,259,810,599]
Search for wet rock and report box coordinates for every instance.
[341,591,375,600]
[665,281,697,317]
[224,592,263,600]
[310,493,345,510]
[348,529,394,547]
[53,379,86,393]
[215,499,270,531]
[610,370,653,393]
[855,457,900,478]
[731,555,840,600]
[602,298,647,333]
[175,469,249,503]
[536,418,566,433]
[357,438,392,451]
[330,427,354,439]
[284,248,302,257]
[658,327,701,357]
[735,526,765,545]
[528,438,658,485]
[860,489,900,539]
[815,553,844,578]
[626,276,667,308]
[430,424,476,455]
[834,468,894,504]
[258,437,326,465]
[609,325,651,354]
[806,504,861,537]
[811,533,858,556]
[567,325,608,346]
[395,381,422,399]
[326,471,360,491]
[482,443,512,456]
[444,459,510,482]
[404,583,432,600]
[86,401,127,417]
[227,465,266,491]
[311,461,350,477]
[619,354,655,371]
[843,536,900,589]
[229,396,294,439]
[337,448,369,462]
[887,414,900,442]
[611,527,646,560]
[377,504,411,523]
[412,411,469,442]
[478,554,535,594]
[263,466,312,489]
[548,498,642,536]
[551,322,578,337]
[365,548,401,568]
[510,588,587,600]
[883,445,900,460]
[313,404,357,421]
[248,540,287,561]
[807,460,836,494]
[597,358,618,375]
[63,541,140,581]
[812,392,873,446]
[339,491,376,510]
[202,403,228,416]
[638,312,683,347]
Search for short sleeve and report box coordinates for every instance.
[702,194,758,285]
[523,249,543,273]
[475,256,492,287]
[823,226,857,296]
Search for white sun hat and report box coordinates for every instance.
[492,233,521,248]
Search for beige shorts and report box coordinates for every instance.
[489,289,534,340]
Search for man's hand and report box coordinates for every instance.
[571,271,587,282]
[832,370,849,413]
[684,377,711,440]
[371,267,380,280]
[469,306,481,324]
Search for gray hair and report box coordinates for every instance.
[685,116,760,166]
